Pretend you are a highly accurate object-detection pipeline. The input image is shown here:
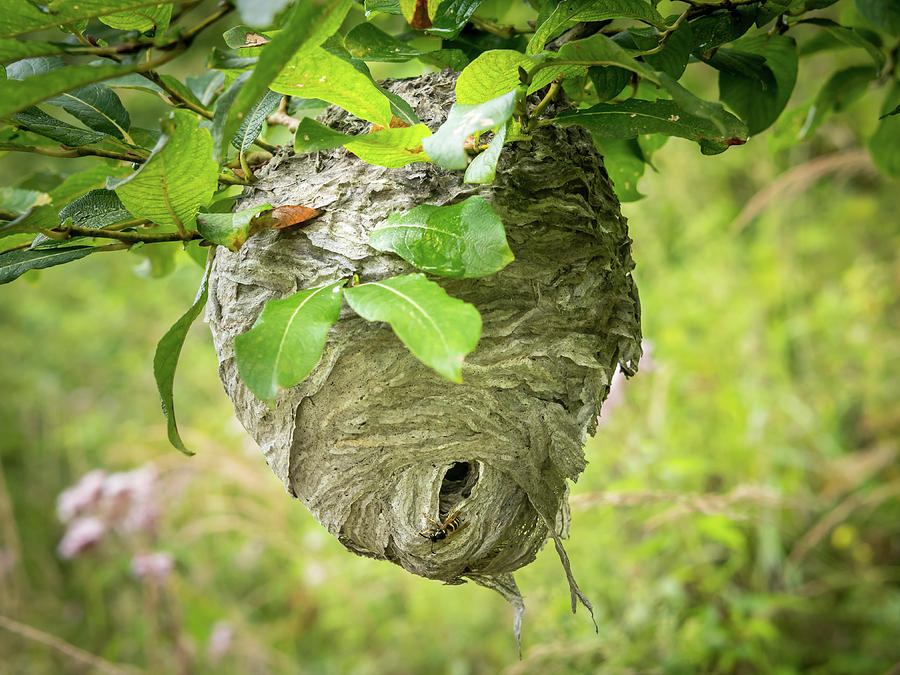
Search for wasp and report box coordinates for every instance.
[418,507,467,553]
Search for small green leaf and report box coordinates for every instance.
[234,280,346,402]
[0,186,46,213]
[0,0,178,38]
[197,204,271,251]
[293,118,431,167]
[47,82,132,142]
[219,0,355,159]
[429,0,485,39]
[592,138,646,202]
[422,89,517,170]
[798,18,885,70]
[589,66,632,102]
[464,122,507,184]
[11,107,108,146]
[528,0,667,55]
[627,23,693,79]
[855,0,900,35]
[110,110,218,232]
[689,5,759,54]
[365,0,402,16]
[344,274,481,382]
[556,99,748,155]
[804,65,876,138]
[223,26,272,49]
[186,71,225,106]
[344,22,426,61]
[58,189,133,230]
[232,89,282,152]
[153,253,212,455]
[0,246,94,285]
[369,196,513,277]
[98,3,172,32]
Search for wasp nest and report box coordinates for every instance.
[206,70,641,640]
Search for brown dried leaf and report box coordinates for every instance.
[265,204,323,230]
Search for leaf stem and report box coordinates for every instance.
[55,224,202,244]
[0,144,147,163]
[525,79,562,132]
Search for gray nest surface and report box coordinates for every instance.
[206,70,642,635]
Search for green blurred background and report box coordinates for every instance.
[2,4,900,674]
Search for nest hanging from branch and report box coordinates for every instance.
[206,70,642,641]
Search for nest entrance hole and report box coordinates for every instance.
[438,461,479,519]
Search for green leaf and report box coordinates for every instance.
[197,204,271,251]
[0,0,178,38]
[46,83,132,142]
[715,35,798,134]
[0,246,94,285]
[98,3,172,32]
[803,65,876,138]
[528,0,667,55]
[365,0,402,16]
[0,57,141,119]
[464,122,507,184]
[0,39,66,66]
[293,118,432,167]
[212,71,250,160]
[798,18,885,70]
[110,110,218,233]
[344,274,481,382]
[422,89,517,170]
[589,66,632,102]
[104,72,165,95]
[429,0,485,39]
[592,138,646,202]
[269,46,392,126]
[219,0,355,162]
[689,5,759,54]
[232,89,282,152]
[855,0,900,35]
[628,23,693,79]
[11,107,108,146]
[223,26,272,49]
[456,49,532,104]
[0,187,47,214]
[345,22,426,61]
[57,189,133,230]
[186,71,225,106]
[369,196,513,277]
[556,99,748,155]
[234,280,346,402]
[153,254,212,455]
[869,84,900,177]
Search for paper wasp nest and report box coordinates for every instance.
[206,71,642,632]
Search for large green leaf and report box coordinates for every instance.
[715,35,798,134]
[556,99,748,155]
[110,110,217,232]
[0,39,66,66]
[855,0,900,35]
[528,0,667,55]
[626,23,693,79]
[270,46,392,126]
[422,89,517,170]
[0,0,177,37]
[456,50,532,104]
[58,189,133,230]
[293,118,431,167]
[369,196,513,277]
[234,280,346,402]
[197,204,272,251]
[153,254,212,455]
[47,84,132,142]
[0,57,140,119]
[99,3,172,32]
[219,0,354,162]
[0,246,94,285]
[344,274,481,382]
[344,22,427,61]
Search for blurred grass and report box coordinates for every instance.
[2,28,900,675]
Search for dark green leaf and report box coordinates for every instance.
[868,84,900,177]
[58,189,133,229]
[110,110,218,232]
[528,0,668,55]
[10,108,111,147]
[234,280,346,402]
[197,204,271,251]
[369,196,513,277]
[0,246,94,285]
[589,66,631,102]
[422,89,517,169]
[880,103,900,119]
[556,99,748,155]
[689,5,759,54]
[46,83,132,142]
[153,254,212,455]
[804,65,876,138]
[345,22,425,61]
[344,274,481,382]
[464,123,507,184]
[629,22,693,79]
[293,118,432,167]
[98,3,172,32]
[0,0,178,38]
[212,71,250,160]
[855,0,900,35]
[365,0,402,15]
[232,89,281,152]
[219,0,355,163]
[798,19,885,70]
[429,0,485,40]
[714,35,797,134]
